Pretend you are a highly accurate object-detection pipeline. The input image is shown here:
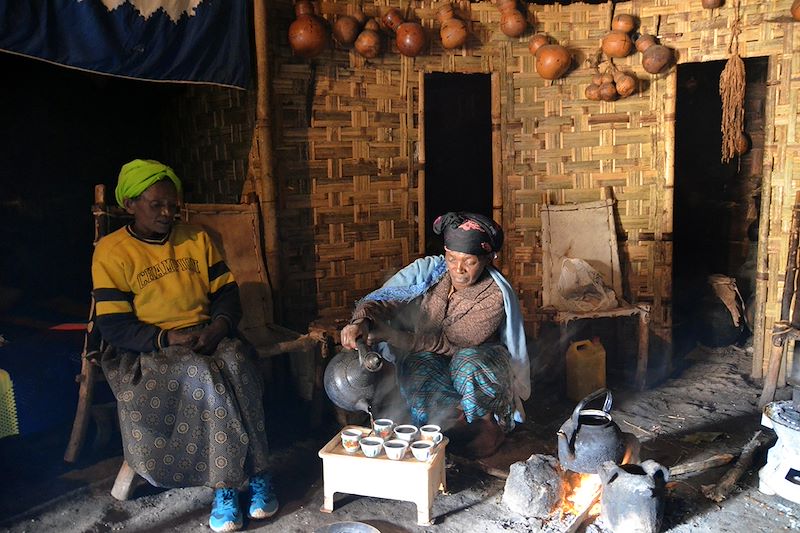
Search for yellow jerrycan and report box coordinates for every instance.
[566,338,606,402]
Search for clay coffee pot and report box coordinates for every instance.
[323,340,385,414]
[354,19,382,58]
[288,0,329,58]
[793,0,800,22]
[599,460,670,533]
[497,0,527,38]
[383,7,427,57]
[557,388,626,474]
[437,4,468,50]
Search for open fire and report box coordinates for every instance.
[561,471,602,518]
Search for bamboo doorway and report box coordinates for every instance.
[418,72,496,255]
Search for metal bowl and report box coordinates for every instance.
[313,522,381,533]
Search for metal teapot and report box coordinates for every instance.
[557,388,625,474]
[323,340,385,414]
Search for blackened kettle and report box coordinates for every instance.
[323,340,384,413]
[557,388,625,474]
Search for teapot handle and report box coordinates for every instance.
[641,459,670,483]
[569,388,613,432]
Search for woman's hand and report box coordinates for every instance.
[192,318,229,355]
[340,321,369,350]
[167,329,199,348]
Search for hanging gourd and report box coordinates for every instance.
[611,14,637,33]
[354,19,382,58]
[601,30,634,58]
[528,33,550,56]
[383,7,427,57]
[641,44,673,74]
[497,0,527,38]
[702,0,723,8]
[333,14,363,47]
[535,44,572,80]
[437,4,468,50]
[288,0,329,58]
[792,0,800,21]
[635,33,657,53]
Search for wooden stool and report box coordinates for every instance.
[318,425,448,526]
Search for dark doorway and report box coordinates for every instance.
[673,57,768,354]
[423,73,492,254]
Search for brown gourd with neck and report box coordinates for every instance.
[437,4,468,50]
[497,0,527,38]
[383,7,427,57]
[288,0,328,58]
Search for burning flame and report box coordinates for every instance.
[562,472,602,517]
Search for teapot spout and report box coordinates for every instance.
[354,398,371,414]
[557,430,575,462]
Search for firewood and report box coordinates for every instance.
[670,453,736,476]
[701,431,773,502]
[448,453,509,480]
[565,487,602,533]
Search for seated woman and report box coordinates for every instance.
[93,159,276,533]
[340,212,530,457]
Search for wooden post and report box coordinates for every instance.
[252,0,283,322]
[759,192,800,408]
[752,57,779,379]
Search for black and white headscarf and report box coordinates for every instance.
[432,212,504,256]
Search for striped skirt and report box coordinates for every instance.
[396,343,515,430]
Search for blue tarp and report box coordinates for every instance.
[0,0,251,89]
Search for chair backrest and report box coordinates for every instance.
[84,186,133,359]
[540,198,623,308]
[181,200,279,354]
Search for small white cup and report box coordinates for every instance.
[373,418,394,440]
[360,436,384,458]
[394,424,419,442]
[383,439,409,460]
[420,424,443,444]
[340,428,362,453]
[411,440,434,462]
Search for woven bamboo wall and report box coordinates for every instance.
[168,0,798,371]
[267,0,800,351]
[164,86,255,204]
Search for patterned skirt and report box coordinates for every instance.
[101,337,270,490]
[396,343,515,430]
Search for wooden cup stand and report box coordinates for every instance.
[318,425,448,525]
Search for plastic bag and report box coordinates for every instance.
[556,257,618,312]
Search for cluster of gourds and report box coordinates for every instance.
[599,13,672,75]
[585,68,637,101]
[289,1,473,59]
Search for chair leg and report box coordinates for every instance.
[64,358,97,463]
[635,310,651,391]
[111,460,138,501]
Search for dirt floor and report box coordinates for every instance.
[2,343,800,533]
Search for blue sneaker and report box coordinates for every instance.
[248,474,279,519]
[209,488,243,532]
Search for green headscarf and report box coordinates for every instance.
[115,159,183,207]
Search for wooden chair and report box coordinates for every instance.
[64,185,318,500]
[540,191,652,390]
